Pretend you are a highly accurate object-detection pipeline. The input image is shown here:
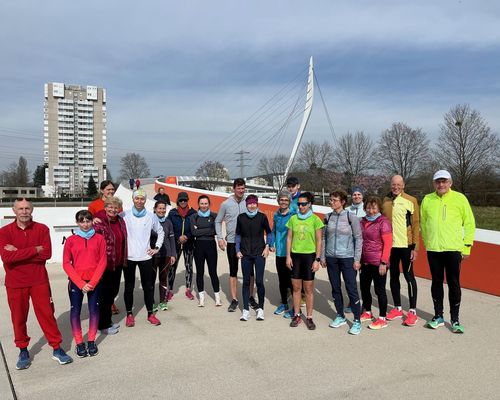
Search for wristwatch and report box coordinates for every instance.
[315,257,321,262]
[154,246,159,250]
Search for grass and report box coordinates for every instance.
[472,206,500,231]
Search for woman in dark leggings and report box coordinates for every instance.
[190,195,221,307]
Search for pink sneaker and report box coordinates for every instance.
[404,311,418,327]
[368,318,388,330]
[147,314,161,326]
[185,288,195,300]
[166,290,174,301]
[386,308,404,321]
[125,314,135,327]
[360,311,373,323]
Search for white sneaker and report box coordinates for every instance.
[214,292,222,307]
[198,291,205,307]
[240,309,251,321]
[256,308,265,321]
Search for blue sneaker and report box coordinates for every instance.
[329,316,347,328]
[283,309,294,319]
[52,348,73,365]
[274,304,288,315]
[16,349,31,370]
[349,320,362,335]
[426,316,445,329]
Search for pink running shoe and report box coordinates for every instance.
[386,308,404,321]
[360,311,373,323]
[404,311,418,327]
[368,318,388,330]
[185,288,195,300]
[166,290,174,301]
[125,314,135,327]
[147,314,161,326]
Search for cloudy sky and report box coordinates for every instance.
[1,0,499,178]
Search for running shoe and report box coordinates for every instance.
[274,304,288,315]
[344,306,352,314]
[111,303,120,315]
[215,292,222,307]
[147,314,161,326]
[152,304,159,313]
[16,349,31,370]
[87,341,99,357]
[329,316,347,328]
[451,321,464,334]
[305,317,316,330]
[404,311,418,327]
[228,299,239,312]
[249,296,259,310]
[52,348,73,365]
[159,302,169,311]
[240,309,251,321]
[360,311,373,323]
[166,290,174,301]
[349,320,362,335]
[100,325,119,335]
[126,314,135,327]
[426,316,445,329]
[386,308,404,321]
[290,314,302,327]
[198,293,205,307]
[185,288,195,300]
[256,308,265,321]
[283,309,294,319]
[368,318,388,330]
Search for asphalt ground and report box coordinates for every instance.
[1,253,499,400]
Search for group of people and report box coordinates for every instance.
[0,169,475,370]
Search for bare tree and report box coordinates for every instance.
[333,131,373,189]
[1,156,30,186]
[296,140,334,171]
[119,152,150,181]
[439,104,500,193]
[375,122,430,182]
[257,154,288,188]
[195,161,230,190]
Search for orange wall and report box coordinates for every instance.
[158,182,500,297]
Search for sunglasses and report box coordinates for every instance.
[297,202,310,207]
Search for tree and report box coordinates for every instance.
[257,154,288,188]
[296,141,334,171]
[87,175,98,197]
[105,168,113,183]
[1,156,30,186]
[33,165,46,187]
[119,153,150,181]
[195,161,230,190]
[438,104,500,193]
[375,122,430,182]
[333,131,373,189]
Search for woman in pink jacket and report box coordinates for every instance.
[359,196,392,330]
[63,210,107,358]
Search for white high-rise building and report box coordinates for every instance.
[43,82,107,196]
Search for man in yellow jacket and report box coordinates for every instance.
[420,170,475,333]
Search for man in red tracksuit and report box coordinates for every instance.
[0,198,72,370]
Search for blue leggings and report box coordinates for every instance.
[68,281,101,344]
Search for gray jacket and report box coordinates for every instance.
[321,209,363,261]
[215,196,247,243]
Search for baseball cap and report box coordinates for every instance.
[433,170,452,181]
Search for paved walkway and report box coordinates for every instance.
[1,254,499,399]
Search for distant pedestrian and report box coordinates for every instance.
[420,170,475,333]
[129,178,135,190]
[62,210,107,357]
[236,194,272,321]
[135,178,141,189]
[0,198,73,370]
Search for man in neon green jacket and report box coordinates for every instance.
[420,170,475,333]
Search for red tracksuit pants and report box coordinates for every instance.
[6,281,62,349]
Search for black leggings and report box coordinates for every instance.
[360,263,388,317]
[427,251,462,322]
[168,243,194,290]
[389,247,418,309]
[194,240,219,293]
[98,266,123,330]
[276,256,292,304]
[124,259,155,314]
[153,256,170,304]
